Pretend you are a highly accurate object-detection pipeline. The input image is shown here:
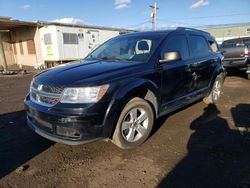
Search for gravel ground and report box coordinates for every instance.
[0,73,250,188]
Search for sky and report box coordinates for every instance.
[0,0,250,29]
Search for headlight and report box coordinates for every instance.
[30,78,35,92]
[60,84,109,103]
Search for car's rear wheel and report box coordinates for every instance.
[203,74,223,104]
[112,97,154,149]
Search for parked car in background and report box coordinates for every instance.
[24,28,225,149]
[220,37,250,79]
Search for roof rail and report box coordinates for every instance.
[176,27,210,35]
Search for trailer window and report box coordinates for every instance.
[63,33,78,44]
[44,33,52,45]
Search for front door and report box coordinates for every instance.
[159,34,195,111]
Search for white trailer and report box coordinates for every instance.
[39,24,122,66]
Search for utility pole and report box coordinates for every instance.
[149,2,159,31]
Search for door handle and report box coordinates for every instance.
[192,72,201,79]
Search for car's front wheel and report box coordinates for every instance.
[112,97,154,149]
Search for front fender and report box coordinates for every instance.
[102,78,160,138]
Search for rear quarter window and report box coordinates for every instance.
[208,40,218,52]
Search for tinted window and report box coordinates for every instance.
[189,35,210,57]
[161,35,189,60]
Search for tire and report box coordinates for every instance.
[112,97,154,149]
[203,74,223,105]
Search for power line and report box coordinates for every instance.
[158,19,193,27]
[125,12,250,30]
[160,12,250,21]
[126,20,151,29]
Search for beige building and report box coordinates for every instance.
[0,17,43,71]
[0,17,134,71]
[203,23,250,44]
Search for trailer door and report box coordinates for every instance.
[86,30,99,51]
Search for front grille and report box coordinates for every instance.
[30,80,63,107]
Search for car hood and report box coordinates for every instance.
[35,60,143,86]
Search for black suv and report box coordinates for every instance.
[24,28,225,149]
[220,37,250,79]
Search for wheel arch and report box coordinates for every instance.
[102,79,160,138]
[209,63,226,91]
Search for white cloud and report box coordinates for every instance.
[51,18,84,25]
[21,4,31,9]
[190,0,209,9]
[114,0,131,9]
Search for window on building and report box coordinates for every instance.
[246,28,250,34]
[27,40,36,54]
[189,35,210,58]
[19,41,24,54]
[63,33,78,44]
[226,30,232,36]
[44,33,52,45]
[161,34,189,60]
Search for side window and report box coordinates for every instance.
[161,35,189,60]
[189,35,210,58]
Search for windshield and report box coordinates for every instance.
[85,34,164,62]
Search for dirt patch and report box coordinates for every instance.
[0,74,250,188]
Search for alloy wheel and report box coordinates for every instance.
[121,107,149,142]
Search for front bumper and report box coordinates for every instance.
[24,95,107,145]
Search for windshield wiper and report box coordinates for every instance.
[101,56,136,62]
[100,56,124,61]
[86,56,133,62]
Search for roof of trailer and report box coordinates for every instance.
[0,17,36,30]
[37,21,135,32]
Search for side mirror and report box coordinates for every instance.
[159,51,181,63]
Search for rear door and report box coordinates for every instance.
[188,34,214,90]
